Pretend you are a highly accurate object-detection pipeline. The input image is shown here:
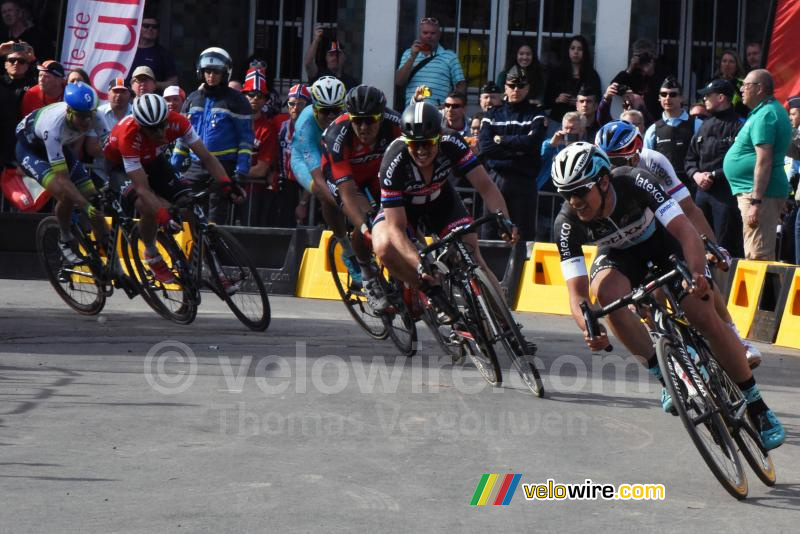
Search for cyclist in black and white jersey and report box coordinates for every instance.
[553,142,784,450]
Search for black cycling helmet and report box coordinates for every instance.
[345,85,386,116]
[400,101,441,140]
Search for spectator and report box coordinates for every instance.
[723,69,792,260]
[575,85,600,141]
[620,109,645,135]
[786,96,800,263]
[610,38,659,122]
[544,35,601,122]
[713,50,747,115]
[163,85,185,113]
[465,111,484,154]
[442,91,469,137]
[496,43,544,104]
[20,59,64,116]
[0,39,34,170]
[228,80,243,92]
[644,76,702,194]
[689,100,709,120]
[67,68,89,84]
[304,27,359,89]
[172,47,253,225]
[745,42,762,72]
[277,83,312,227]
[130,66,156,96]
[96,77,132,134]
[1,1,50,60]
[685,79,745,258]
[479,81,502,112]
[478,65,547,240]
[395,16,465,106]
[126,14,178,91]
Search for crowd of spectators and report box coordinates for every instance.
[2,7,800,263]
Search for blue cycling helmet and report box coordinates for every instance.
[551,141,612,192]
[64,82,99,112]
[594,120,642,156]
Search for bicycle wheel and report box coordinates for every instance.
[419,292,462,360]
[204,226,271,331]
[36,216,106,315]
[129,226,198,324]
[656,336,748,499]
[450,278,502,386]
[382,276,417,357]
[326,236,387,340]
[474,268,544,397]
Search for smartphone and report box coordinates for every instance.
[616,83,630,94]
[11,43,25,52]
[564,133,580,143]
[418,42,431,53]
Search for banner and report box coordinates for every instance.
[59,0,145,100]
[766,0,800,104]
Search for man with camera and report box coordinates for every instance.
[607,39,661,122]
[0,39,34,170]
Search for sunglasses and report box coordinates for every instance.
[144,121,168,131]
[142,23,160,29]
[69,110,94,120]
[559,182,596,201]
[420,17,439,25]
[404,136,440,150]
[506,83,528,90]
[287,100,306,108]
[244,91,265,98]
[609,154,637,167]
[443,103,463,109]
[6,57,28,65]
[349,113,382,125]
[315,106,342,116]
[659,91,679,98]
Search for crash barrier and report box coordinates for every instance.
[727,260,785,340]
[748,264,796,344]
[775,267,800,349]
[514,242,598,315]
[0,212,47,279]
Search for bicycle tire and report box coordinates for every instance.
[474,268,544,397]
[656,336,748,499]
[420,293,462,360]
[129,226,197,324]
[204,226,271,331]
[326,236,388,340]
[36,216,106,315]
[450,277,502,386]
[382,276,417,357]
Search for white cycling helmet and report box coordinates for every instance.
[551,141,612,192]
[197,46,233,82]
[310,76,346,107]
[132,93,169,127]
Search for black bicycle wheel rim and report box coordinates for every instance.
[656,337,748,499]
[129,226,197,324]
[382,277,417,357]
[36,217,106,315]
[474,268,543,397]
[326,236,388,340]
[452,278,502,386]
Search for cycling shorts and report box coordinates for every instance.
[15,132,93,194]
[373,182,473,237]
[116,155,192,212]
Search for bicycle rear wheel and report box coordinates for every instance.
[204,226,271,331]
[451,277,502,386]
[129,226,198,324]
[474,268,544,397]
[36,216,106,315]
[419,291,462,360]
[326,236,387,339]
[656,336,748,499]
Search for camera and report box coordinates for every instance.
[11,43,26,52]
[564,133,580,143]
[616,83,630,94]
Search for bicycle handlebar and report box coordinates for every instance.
[419,210,510,257]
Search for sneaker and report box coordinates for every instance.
[755,409,786,450]
[143,252,176,284]
[661,387,676,414]
[425,285,459,325]
[341,253,362,287]
[363,277,389,313]
[58,239,84,265]
[728,322,762,369]
[219,276,242,295]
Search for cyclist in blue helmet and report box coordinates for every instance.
[16,81,110,264]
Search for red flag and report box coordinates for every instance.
[767,0,800,104]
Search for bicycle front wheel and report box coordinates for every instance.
[656,336,748,499]
[205,226,271,331]
[451,277,502,386]
[382,278,417,357]
[36,216,106,315]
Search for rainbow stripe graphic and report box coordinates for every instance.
[470,474,522,505]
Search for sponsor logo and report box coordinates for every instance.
[558,222,571,252]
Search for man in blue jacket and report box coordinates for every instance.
[172,47,253,224]
[478,66,547,240]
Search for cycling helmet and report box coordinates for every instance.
[551,142,612,192]
[400,101,441,140]
[132,93,169,127]
[594,120,642,156]
[310,76,346,107]
[345,85,386,116]
[196,47,233,82]
[64,82,98,113]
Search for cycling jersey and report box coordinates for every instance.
[379,130,479,208]
[637,147,689,202]
[291,105,330,192]
[555,166,684,281]
[104,112,199,173]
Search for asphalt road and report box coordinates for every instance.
[1,280,798,533]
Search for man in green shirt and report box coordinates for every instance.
[723,69,792,260]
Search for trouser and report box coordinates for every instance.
[183,158,236,225]
[695,190,744,258]
[483,172,537,241]
[736,193,784,261]
[795,207,800,265]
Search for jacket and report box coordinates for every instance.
[684,107,744,201]
[172,84,254,176]
[478,99,547,180]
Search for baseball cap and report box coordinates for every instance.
[697,79,734,99]
[108,77,127,91]
[480,81,501,95]
[505,65,528,85]
[37,60,65,78]
[327,41,343,54]
[131,66,155,80]
[163,85,185,99]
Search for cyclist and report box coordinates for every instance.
[103,93,244,283]
[595,120,762,368]
[16,81,108,263]
[552,142,784,449]
[370,101,519,323]
[321,85,402,309]
[291,75,358,280]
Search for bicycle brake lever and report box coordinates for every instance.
[580,301,613,352]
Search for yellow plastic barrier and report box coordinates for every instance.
[295,230,347,300]
[514,242,597,315]
[775,267,800,349]
[726,260,783,338]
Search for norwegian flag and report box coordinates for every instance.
[244,67,268,94]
